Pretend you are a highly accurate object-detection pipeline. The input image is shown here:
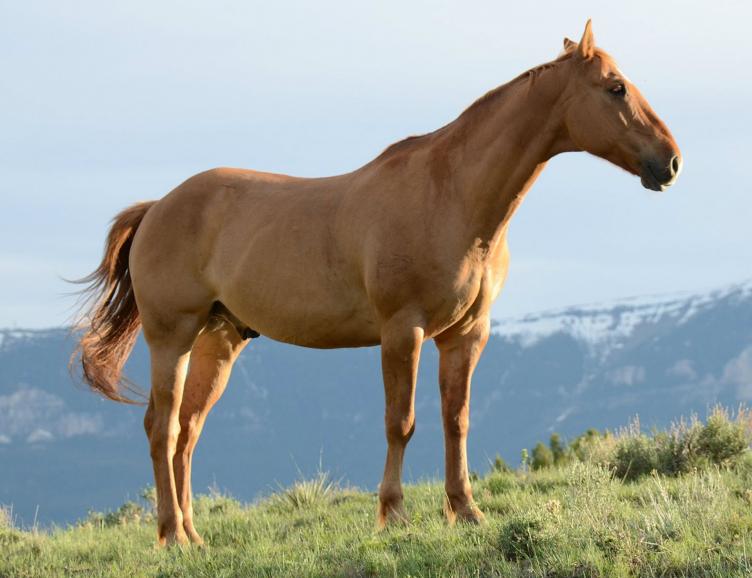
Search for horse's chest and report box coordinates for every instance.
[427,244,509,332]
[367,239,509,334]
[423,267,491,333]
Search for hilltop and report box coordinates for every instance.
[3,462,752,577]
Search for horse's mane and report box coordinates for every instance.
[374,49,589,161]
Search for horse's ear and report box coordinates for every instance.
[560,37,577,56]
[577,19,595,60]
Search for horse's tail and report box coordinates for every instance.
[70,201,157,404]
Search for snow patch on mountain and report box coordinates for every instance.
[493,279,752,354]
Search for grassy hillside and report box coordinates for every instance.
[3,466,752,577]
[4,411,752,578]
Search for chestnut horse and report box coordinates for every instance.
[73,21,681,546]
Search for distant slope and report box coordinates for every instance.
[1,280,751,525]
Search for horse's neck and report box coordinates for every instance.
[436,67,571,252]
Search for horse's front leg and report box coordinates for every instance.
[376,314,424,529]
[435,319,489,524]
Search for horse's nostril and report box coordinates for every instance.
[670,155,682,177]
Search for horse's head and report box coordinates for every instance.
[559,20,682,191]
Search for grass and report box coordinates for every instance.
[4,409,752,577]
[3,462,752,577]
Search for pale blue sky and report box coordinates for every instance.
[1,0,750,328]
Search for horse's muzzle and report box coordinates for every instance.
[640,154,682,191]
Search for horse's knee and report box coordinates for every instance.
[442,413,469,439]
[385,413,415,445]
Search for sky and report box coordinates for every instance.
[1,0,750,328]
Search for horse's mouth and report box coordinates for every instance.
[640,165,674,192]
[640,173,667,192]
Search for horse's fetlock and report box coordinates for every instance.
[379,483,403,505]
[446,485,473,505]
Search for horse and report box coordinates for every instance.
[72,20,681,546]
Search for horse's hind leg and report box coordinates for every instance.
[173,321,248,544]
[142,312,206,547]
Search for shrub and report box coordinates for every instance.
[655,417,706,475]
[193,485,242,517]
[139,485,157,515]
[272,472,337,511]
[568,428,617,467]
[194,496,239,516]
[108,501,147,526]
[612,407,751,480]
[493,454,512,473]
[485,474,516,495]
[84,501,148,528]
[531,442,554,470]
[696,406,751,467]
[549,433,567,465]
[504,407,751,482]
[520,448,529,472]
[570,429,602,460]
[613,434,659,481]
[498,513,558,561]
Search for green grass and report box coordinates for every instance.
[4,461,752,577]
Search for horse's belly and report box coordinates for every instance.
[219,279,381,349]
[232,306,381,349]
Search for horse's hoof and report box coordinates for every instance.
[444,498,486,526]
[185,527,206,547]
[157,528,190,548]
[376,500,409,530]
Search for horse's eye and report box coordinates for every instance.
[609,83,626,97]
